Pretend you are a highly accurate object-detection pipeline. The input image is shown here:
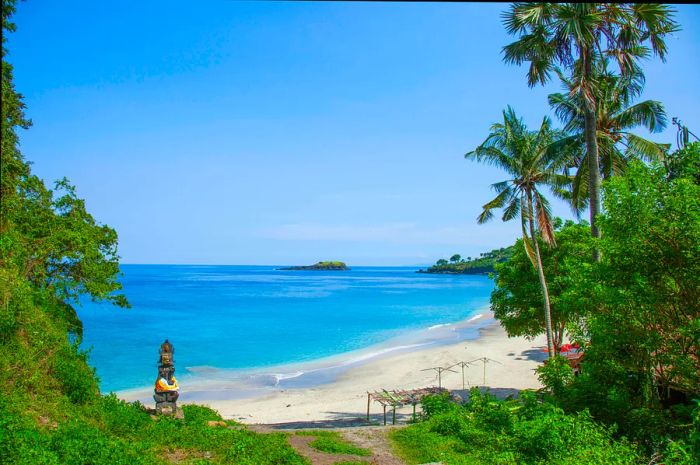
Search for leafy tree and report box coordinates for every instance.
[449,254,461,263]
[589,159,700,403]
[466,106,570,356]
[436,258,449,266]
[491,220,594,352]
[0,0,31,229]
[1,0,127,371]
[502,3,679,257]
[549,66,669,213]
[665,141,700,183]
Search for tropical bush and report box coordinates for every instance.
[392,389,641,465]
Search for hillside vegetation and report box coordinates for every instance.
[418,247,514,274]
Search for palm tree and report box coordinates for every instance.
[548,66,669,213]
[502,3,678,260]
[466,107,570,357]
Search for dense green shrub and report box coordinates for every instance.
[392,389,641,465]
[420,391,460,418]
[52,343,99,404]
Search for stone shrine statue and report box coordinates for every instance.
[154,339,181,417]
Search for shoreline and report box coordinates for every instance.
[118,308,492,402]
[118,312,548,424]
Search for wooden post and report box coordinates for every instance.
[465,357,502,386]
[366,393,371,422]
[412,403,416,422]
[383,405,387,426]
[422,366,456,390]
[392,406,396,425]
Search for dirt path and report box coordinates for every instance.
[257,424,407,465]
[339,427,406,465]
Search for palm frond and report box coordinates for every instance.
[534,190,556,246]
[624,132,667,162]
[477,185,514,225]
[548,92,583,131]
[502,195,521,222]
[612,100,667,133]
[465,145,518,176]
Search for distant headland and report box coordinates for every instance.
[277,261,350,271]
[417,246,514,275]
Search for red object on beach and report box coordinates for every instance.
[541,343,581,353]
[560,343,575,353]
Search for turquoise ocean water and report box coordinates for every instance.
[77,265,493,394]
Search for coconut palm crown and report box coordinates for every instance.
[548,65,669,213]
[501,3,679,257]
[466,107,569,248]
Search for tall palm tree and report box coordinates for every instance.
[502,3,678,260]
[466,107,569,357]
[548,66,669,213]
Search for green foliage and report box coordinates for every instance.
[536,355,574,398]
[589,160,699,402]
[537,156,700,458]
[0,392,309,465]
[422,246,514,274]
[315,261,347,268]
[52,343,99,404]
[665,141,700,182]
[392,389,640,465]
[392,389,641,465]
[491,220,594,350]
[419,391,460,418]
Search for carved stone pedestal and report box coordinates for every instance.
[154,339,180,417]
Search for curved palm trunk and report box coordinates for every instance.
[526,190,556,358]
[583,47,602,262]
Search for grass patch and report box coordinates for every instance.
[0,393,310,465]
[295,431,371,457]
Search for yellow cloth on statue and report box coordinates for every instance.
[155,376,179,392]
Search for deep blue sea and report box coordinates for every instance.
[77,265,493,393]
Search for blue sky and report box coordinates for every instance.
[9,2,700,265]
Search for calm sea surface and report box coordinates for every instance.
[77,265,493,392]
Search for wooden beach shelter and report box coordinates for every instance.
[366,387,447,425]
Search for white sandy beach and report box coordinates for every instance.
[121,316,548,425]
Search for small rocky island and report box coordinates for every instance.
[278,261,350,271]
